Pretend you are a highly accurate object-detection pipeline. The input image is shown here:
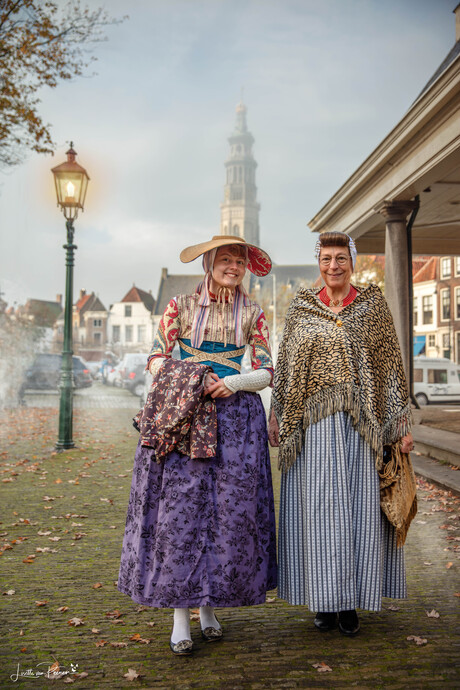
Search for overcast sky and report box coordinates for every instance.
[0,0,456,309]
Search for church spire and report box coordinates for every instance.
[220,101,260,246]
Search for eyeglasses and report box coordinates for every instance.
[319,255,350,266]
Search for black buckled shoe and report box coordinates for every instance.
[314,612,337,631]
[338,609,360,636]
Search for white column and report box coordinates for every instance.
[379,200,417,380]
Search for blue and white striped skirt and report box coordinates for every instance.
[278,411,406,612]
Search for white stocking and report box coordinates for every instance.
[171,607,191,644]
[199,605,220,630]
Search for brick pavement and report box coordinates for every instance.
[0,403,459,689]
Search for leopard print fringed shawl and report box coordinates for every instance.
[272,284,412,472]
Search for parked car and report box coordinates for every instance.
[414,356,460,406]
[86,360,103,379]
[119,353,150,392]
[125,363,148,398]
[20,353,93,392]
[107,362,123,386]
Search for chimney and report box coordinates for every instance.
[56,294,62,306]
[455,3,460,43]
[79,288,86,299]
[161,267,168,279]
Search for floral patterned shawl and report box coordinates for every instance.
[133,358,217,461]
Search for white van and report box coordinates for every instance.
[413,356,460,406]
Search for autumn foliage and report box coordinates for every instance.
[0,0,124,168]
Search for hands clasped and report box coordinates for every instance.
[204,372,233,399]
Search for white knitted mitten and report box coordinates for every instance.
[223,369,271,393]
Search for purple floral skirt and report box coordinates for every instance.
[118,391,277,608]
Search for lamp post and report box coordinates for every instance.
[51,143,90,450]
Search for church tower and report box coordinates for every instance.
[220,102,260,246]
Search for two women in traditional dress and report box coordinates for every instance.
[119,229,414,652]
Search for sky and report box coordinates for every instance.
[0,0,457,310]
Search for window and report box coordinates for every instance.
[456,287,460,319]
[93,319,102,327]
[413,302,418,326]
[456,257,460,276]
[414,368,423,382]
[441,257,451,279]
[441,289,451,321]
[233,224,240,235]
[422,295,433,324]
[428,334,436,348]
[124,305,132,317]
[112,325,120,342]
[125,325,133,342]
[442,333,451,359]
[137,325,146,343]
[428,368,447,384]
[94,332,101,344]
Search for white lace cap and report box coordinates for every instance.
[315,234,357,269]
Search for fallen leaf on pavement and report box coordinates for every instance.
[130,633,141,641]
[95,640,108,647]
[57,606,69,613]
[124,668,142,681]
[68,617,84,626]
[407,635,428,646]
[91,628,101,634]
[92,582,103,589]
[312,662,332,672]
[111,641,128,648]
[35,600,48,607]
[266,597,276,603]
[3,589,15,595]
[49,537,61,542]
[63,678,74,684]
[387,605,399,611]
[426,609,440,618]
[446,562,453,569]
[37,530,52,536]
[423,562,432,566]
[146,622,155,627]
[105,609,122,619]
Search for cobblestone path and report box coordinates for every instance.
[0,405,459,689]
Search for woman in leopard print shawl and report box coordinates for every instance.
[269,231,413,636]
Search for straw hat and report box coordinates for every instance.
[180,235,272,277]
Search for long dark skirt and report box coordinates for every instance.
[118,391,277,608]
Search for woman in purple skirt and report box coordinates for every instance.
[118,235,277,655]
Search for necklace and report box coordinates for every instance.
[320,286,356,308]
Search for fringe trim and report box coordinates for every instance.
[382,404,413,445]
[277,383,412,473]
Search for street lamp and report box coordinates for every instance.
[51,143,90,450]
